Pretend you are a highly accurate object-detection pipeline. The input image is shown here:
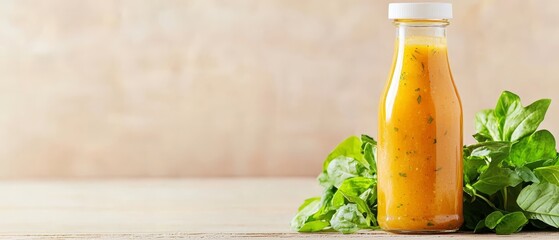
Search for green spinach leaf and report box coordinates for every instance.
[494,91,522,120]
[515,166,540,183]
[534,166,559,186]
[502,96,551,141]
[495,212,528,234]
[508,130,556,167]
[298,220,330,232]
[330,204,368,234]
[466,141,511,161]
[363,143,377,174]
[323,136,369,171]
[473,159,522,195]
[322,156,371,188]
[297,197,321,211]
[517,182,559,228]
[485,211,504,229]
[361,134,377,149]
[464,157,486,184]
[291,197,322,231]
[484,211,528,234]
[524,158,558,170]
[476,91,551,142]
[332,190,345,209]
[337,177,375,198]
[474,109,501,141]
[337,177,377,226]
[315,187,336,215]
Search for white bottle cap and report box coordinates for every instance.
[388,3,452,20]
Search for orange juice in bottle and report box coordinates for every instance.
[377,3,463,233]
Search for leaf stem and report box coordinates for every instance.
[503,187,508,211]
[476,193,500,211]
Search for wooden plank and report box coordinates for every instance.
[1,232,559,240]
[0,178,557,239]
[0,178,320,234]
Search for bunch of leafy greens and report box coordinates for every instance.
[291,91,559,235]
[290,135,379,233]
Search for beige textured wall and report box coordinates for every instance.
[0,0,558,178]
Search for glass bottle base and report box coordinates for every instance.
[384,228,460,234]
[378,214,463,234]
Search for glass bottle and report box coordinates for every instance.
[377,3,463,233]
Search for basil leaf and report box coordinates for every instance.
[463,183,476,198]
[465,141,511,162]
[495,212,528,235]
[324,136,369,171]
[360,134,377,148]
[337,177,375,198]
[464,141,511,187]
[473,133,491,142]
[534,166,559,186]
[508,130,556,167]
[363,143,377,174]
[474,109,501,141]
[517,182,559,228]
[483,210,528,234]
[323,156,372,188]
[525,158,558,170]
[503,97,551,141]
[297,197,321,211]
[361,135,377,174]
[365,184,377,206]
[515,166,540,183]
[291,197,322,231]
[359,188,372,202]
[331,190,345,209]
[494,91,522,120]
[331,204,368,234]
[337,177,377,226]
[317,172,330,188]
[315,187,335,215]
[485,211,504,229]
[298,220,330,232]
[480,91,551,142]
[464,157,487,184]
[473,159,522,195]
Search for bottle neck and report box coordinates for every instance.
[388,19,453,91]
[394,20,449,47]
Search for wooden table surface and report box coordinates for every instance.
[0,178,558,239]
